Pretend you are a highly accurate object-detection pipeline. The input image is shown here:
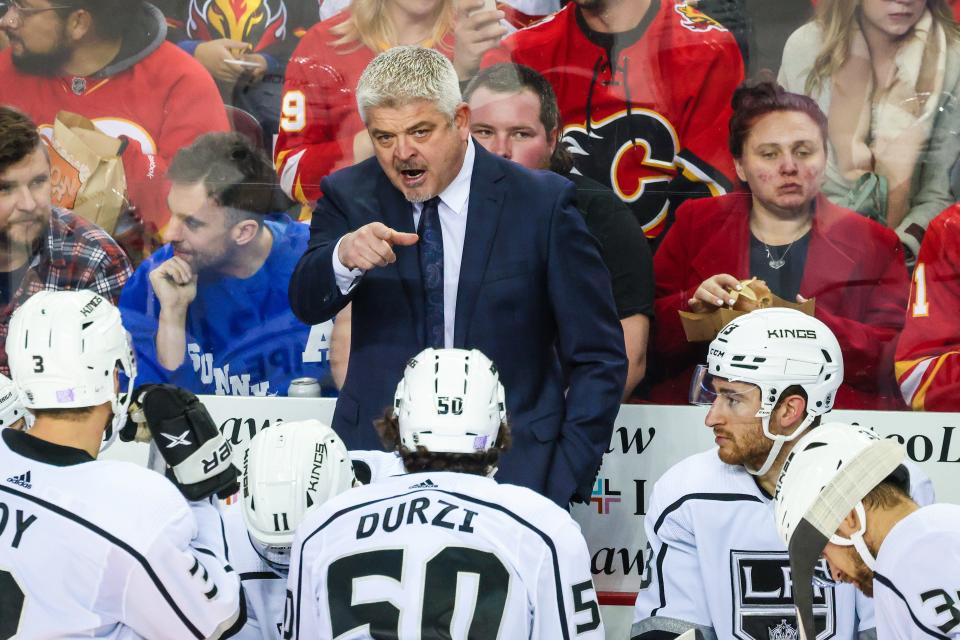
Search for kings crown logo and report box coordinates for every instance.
[769,619,799,640]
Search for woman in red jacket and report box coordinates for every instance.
[650,81,909,410]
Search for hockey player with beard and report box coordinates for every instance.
[631,307,934,640]
[776,424,960,640]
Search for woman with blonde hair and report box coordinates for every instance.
[274,0,472,205]
[779,0,960,264]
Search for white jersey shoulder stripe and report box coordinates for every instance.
[650,492,764,618]
[0,483,209,639]
[873,573,951,639]
[294,487,572,639]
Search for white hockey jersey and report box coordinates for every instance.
[286,471,603,639]
[873,504,960,639]
[0,428,241,639]
[222,504,287,640]
[348,450,407,484]
[632,448,934,640]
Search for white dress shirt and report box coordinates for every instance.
[332,138,475,348]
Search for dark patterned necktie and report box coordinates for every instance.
[418,196,444,348]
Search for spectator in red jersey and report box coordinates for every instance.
[274,0,458,206]
[154,0,322,139]
[468,0,743,242]
[780,0,960,267]
[0,107,131,376]
[896,204,960,411]
[650,81,909,410]
[0,0,229,236]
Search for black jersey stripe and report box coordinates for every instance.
[874,573,951,639]
[294,487,572,639]
[0,483,212,639]
[650,493,763,617]
[240,571,284,581]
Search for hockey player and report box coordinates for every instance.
[0,371,30,430]
[285,347,604,638]
[221,419,357,639]
[775,423,960,639]
[0,290,242,639]
[895,203,960,411]
[631,308,933,640]
[477,0,744,239]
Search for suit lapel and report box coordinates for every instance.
[690,194,752,282]
[454,145,506,347]
[377,170,425,343]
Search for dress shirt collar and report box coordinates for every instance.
[433,137,474,215]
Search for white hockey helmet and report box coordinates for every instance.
[7,290,136,451]
[393,348,506,454]
[0,372,30,430]
[690,307,843,475]
[241,419,355,561]
[773,422,907,639]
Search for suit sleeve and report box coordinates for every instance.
[809,226,908,395]
[288,177,356,324]
[896,210,960,410]
[532,520,605,639]
[544,182,627,504]
[274,36,356,205]
[122,497,243,639]
[631,486,715,640]
[122,62,229,233]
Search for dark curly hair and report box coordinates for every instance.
[374,408,512,476]
[728,78,828,159]
[0,107,41,175]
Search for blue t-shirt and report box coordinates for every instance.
[119,216,335,396]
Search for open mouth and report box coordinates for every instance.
[399,168,427,187]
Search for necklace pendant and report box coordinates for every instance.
[768,257,786,270]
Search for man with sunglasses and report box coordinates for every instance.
[0,0,228,236]
[631,307,934,640]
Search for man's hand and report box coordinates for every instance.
[687,273,742,313]
[240,53,269,83]
[453,0,507,80]
[338,222,419,271]
[194,38,251,83]
[149,256,198,313]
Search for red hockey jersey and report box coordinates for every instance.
[0,7,228,233]
[482,0,743,238]
[896,205,960,411]
[274,13,454,205]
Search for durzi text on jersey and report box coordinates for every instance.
[0,502,37,549]
[356,496,479,539]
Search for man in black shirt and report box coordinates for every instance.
[465,63,654,398]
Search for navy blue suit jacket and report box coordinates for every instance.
[288,143,627,505]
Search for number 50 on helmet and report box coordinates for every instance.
[393,348,506,454]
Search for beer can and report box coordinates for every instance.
[288,377,321,398]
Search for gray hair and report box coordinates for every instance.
[356,46,462,124]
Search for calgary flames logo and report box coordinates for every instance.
[674,2,726,33]
[187,0,288,51]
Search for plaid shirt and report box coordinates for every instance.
[0,208,132,375]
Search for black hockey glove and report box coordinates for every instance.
[123,384,239,501]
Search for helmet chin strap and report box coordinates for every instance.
[829,503,877,570]
[745,413,817,477]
